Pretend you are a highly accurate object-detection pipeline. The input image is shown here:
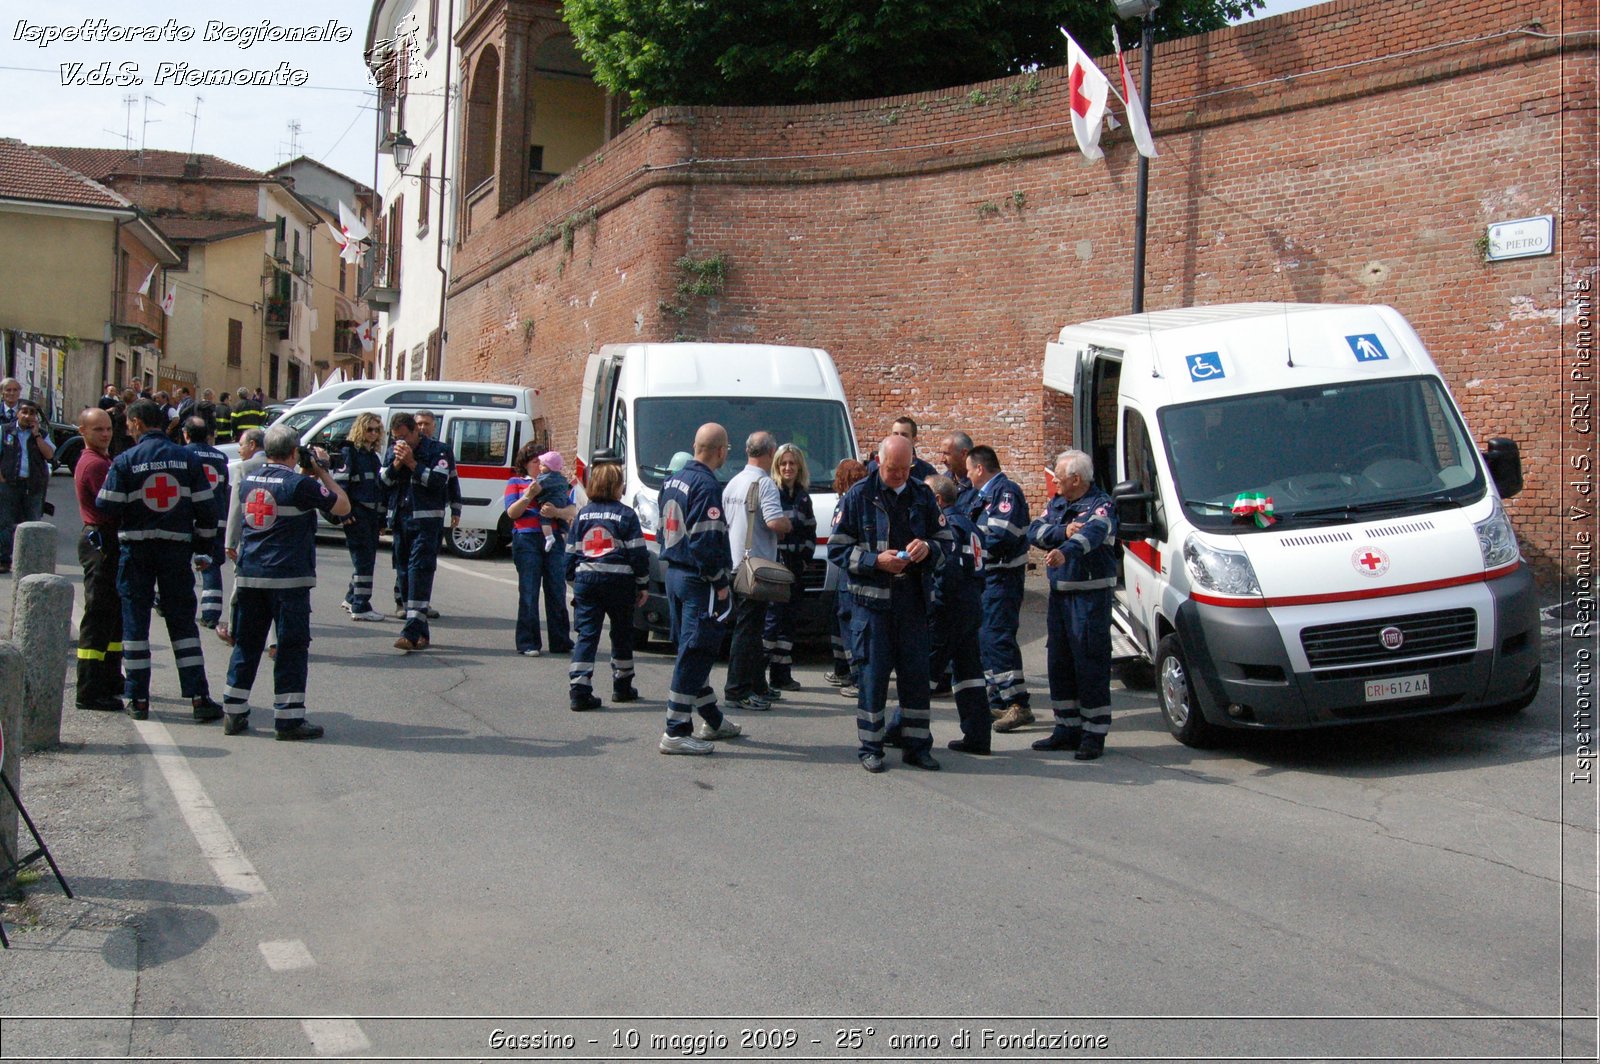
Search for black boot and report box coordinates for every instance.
[1032,726,1083,752]
[612,682,639,704]
[1074,733,1106,760]
[570,687,602,712]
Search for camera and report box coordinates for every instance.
[297,445,321,471]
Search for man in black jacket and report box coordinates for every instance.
[0,399,56,573]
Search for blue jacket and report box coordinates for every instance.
[975,471,1030,575]
[777,484,816,574]
[380,434,456,521]
[659,459,731,591]
[936,504,985,615]
[566,500,648,589]
[1027,485,1118,592]
[186,441,230,532]
[826,472,950,613]
[332,444,385,511]
[235,463,342,588]
[96,431,217,548]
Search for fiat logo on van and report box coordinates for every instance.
[1379,626,1405,651]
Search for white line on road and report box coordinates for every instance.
[301,1018,372,1056]
[437,557,519,587]
[132,717,273,908]
[258,938,317,971]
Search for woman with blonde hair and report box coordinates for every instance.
[333,411,388,620]
[764,443,816,691]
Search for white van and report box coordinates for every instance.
[280,380,548,558]
[1042,303,1541,746]
[577,343,859,640]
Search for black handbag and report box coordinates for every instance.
[731,481,794,603]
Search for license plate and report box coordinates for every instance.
[1364,673,1432,702]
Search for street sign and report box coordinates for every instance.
[1486,215,1553,261]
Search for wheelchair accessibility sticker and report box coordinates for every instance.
[1347,334,1389,362]
[1186,352,1225,382]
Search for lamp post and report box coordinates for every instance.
[1113,0,1159,314]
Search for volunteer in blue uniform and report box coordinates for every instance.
[927,429,977,695]
[927,475,993,755]
[221,425,350,740]
[1027,449,1118,760]
[864,415,939,482]
[332,412,387,621]
[828,434,951,773]
[658,423,744,755]
[968,445,1034,732]
[564,458,648,711]
[95,400,224,722]
[381,412,455,652]
[184,417,229,628]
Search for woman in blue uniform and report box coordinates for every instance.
[564,460,648,710]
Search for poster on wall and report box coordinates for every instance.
[11,336,67,423]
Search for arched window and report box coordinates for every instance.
[464,47,500,191]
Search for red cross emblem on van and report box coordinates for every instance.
[1351,545,1390,577]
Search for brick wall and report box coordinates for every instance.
[447,0,1596,580]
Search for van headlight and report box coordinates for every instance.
[1183,534,1262,597]
[1474,497,1521,568]
[634,493,659,534]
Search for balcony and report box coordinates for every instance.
[358,240,400,309]
[114,289,165,342]
[292,251,307,277]
[265,297,290,333]
[273,238,288,262]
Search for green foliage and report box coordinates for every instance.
[676,253,728,298]
[563,0,1263,117]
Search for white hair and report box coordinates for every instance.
[1056,449,1093,482]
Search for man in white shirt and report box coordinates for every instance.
[722,430,790,709]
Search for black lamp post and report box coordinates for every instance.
[1113,0,1159,313]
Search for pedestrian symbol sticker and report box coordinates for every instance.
[1186,352,1225,382]
[1347,334,1388,362]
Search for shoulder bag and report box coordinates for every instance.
[731,479,795,603]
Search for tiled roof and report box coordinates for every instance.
[32,146,267,183]
[151,216,273,243]
[0,138,131,210]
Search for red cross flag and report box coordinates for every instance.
[142,473,181,511]
[335,202,371,265]
[1113,25,1158,159]
[1061,28,1111,161]
[355,319,377,352]
[160,285,176,317]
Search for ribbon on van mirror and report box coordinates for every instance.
[1231,492,1277,528]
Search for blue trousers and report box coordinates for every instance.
[511,532,571,653]
[830,587,857,680]
[1045,590,1113,737]
[224,586,312,727]
[394,515,442,642]
[763,597,797,684]
[979,570,1030,710]
[664,567,728,737]
[854,582,932,758]
[570,578,636,694]
[118,543,210,703]
[198,537,225,626]
[341,507,381,612]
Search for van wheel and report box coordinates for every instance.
[1156,634,1220,748]
[449,526,498,560]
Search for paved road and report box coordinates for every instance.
[1,478,1594,1061]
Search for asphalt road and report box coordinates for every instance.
[1,477,1594,1062]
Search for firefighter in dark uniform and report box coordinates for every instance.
[827,435,951,773]
[968,445,1033,731]
[564,458,648,711]
[95,400,224,722]
[221,425,350,739]
[1027,449,1118,760]
[926,475,993,755]
[184,417,229,628]
[658,423,743,754]
[230,388,267,441]
[381,412,455,652]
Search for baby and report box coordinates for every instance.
[535,450,572,551]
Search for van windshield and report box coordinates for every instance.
[634,396,855,492]
[1157,375,1486,531]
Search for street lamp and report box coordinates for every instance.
[389,130,417,173]
[1113,0,1159,314]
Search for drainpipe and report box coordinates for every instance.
[435,0,455,380]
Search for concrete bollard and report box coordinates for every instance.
[9,521,58,638]
[16,575,73,752]
[0,641,25,871]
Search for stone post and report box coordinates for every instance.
[9,521,57,637]
[15,575,73,751]
[0,641,26,870]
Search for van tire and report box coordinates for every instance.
[449,526,499,560]
[1156,634,1221,748]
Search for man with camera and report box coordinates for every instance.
[0,397,56,573]
[381,412,455,652]
[220,425,349,740]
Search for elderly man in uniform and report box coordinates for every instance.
[828,434,950,773]
[95,400,224,722]
[74,407,124,711]
[657,423,744,754]
[969,445,1034,733]
[221,425,350,740]
[0,378,24,424]
[1027,449,1119,760]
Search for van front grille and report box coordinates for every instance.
[1301,608,1477,669]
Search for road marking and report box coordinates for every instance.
[302,1018,372,1055]
[258,939,316,971]
[436,557,519,587]
[132,717,273,907]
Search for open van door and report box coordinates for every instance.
[576,349,621,481]
[442,410,521,559]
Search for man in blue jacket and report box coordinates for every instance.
[1027,449,1118,760]
[969,445,1033,732]
[381,412,455,652]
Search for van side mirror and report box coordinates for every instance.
[1113,479,1157,541]
[1483,437,1523,499]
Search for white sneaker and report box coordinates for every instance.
[658,733,714,755]
[693,718,743,741]
[521,648,542,657]
[339,601,352,613]
[351,609,388,621]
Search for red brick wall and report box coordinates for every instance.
[447,0,1595,579]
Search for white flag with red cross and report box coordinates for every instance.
[335,202,370,265]
[355,318,377,352]
[1061,27,1111,162]
[1113,25,1158,159]
[160,285,176,317]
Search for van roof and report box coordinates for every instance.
[601,343,843,399]
[329,379,543,416]
[1050,302,1440,405]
